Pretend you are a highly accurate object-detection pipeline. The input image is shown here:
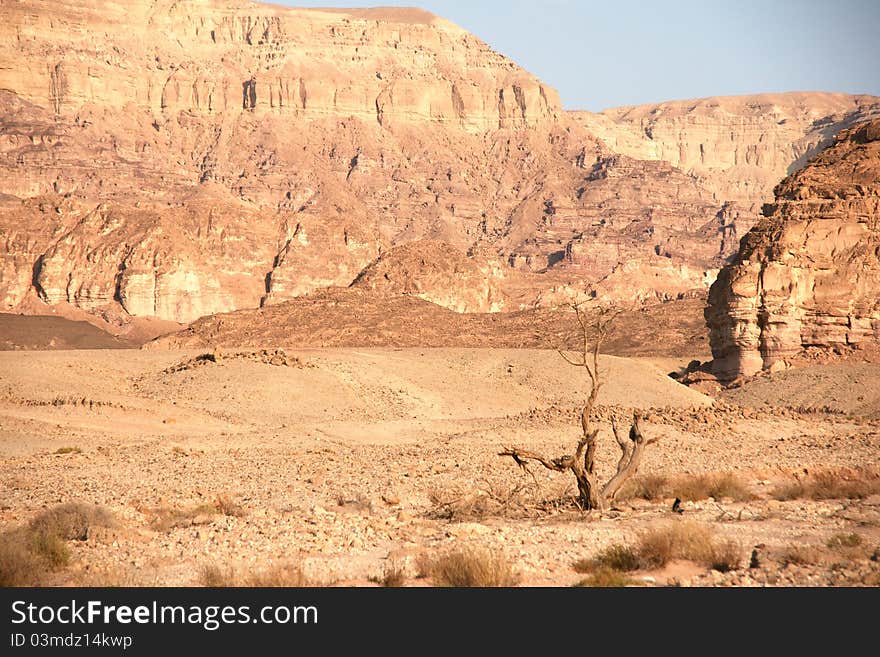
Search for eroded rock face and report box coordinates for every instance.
[350,240,507,313]
[0,0,562,322]
[1,1,559,132]
[1,0,878,326]
[577,93,880,206]
[706,119,880,379]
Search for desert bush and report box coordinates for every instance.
[672,472,753,502]
[418,548,519,587]
[574,568,639,587]
[149,504,217,532]
[369,561,407,587]
[617,474,670,501]
[334,494,372,514]
[200,564,236,587]
[707,539,742,572]
[778,546,823,567]
[1,503,115,586]
[574,523,740,576]
[200,563,310,587]
[30,503,115,541]
[772,469,880,501]
[28,531,70,568]
[149,496,244,532]
[0,531,42,587]
[247,565,310,587]
[636,522,716,568]
[826,533,862,549]
[428,484,539,521]
[214,495,246,518]
[574,544,642,573]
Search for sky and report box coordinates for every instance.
[273,0,880,111]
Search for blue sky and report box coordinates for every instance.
[272,0,880,111]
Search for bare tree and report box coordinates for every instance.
[500,304,656,511]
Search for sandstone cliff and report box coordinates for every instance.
[706,119,880,379]
[0,0,566,323]
[576,93,880,206]
[1,0,878,328]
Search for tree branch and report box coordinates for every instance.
[602,414,647,503]
[499,447,573,473]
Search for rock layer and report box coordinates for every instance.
[706,119,880,379]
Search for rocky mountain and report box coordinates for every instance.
[706,119,880,379]
[0,0,584,326]
[1,0,878,331]
[576,92,880,205]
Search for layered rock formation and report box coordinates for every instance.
[0,0,567,323]
[706,119,880,378]
[1,0,878,328]
[2,1,558,131]
[571,94,879,278]
[576,93,880,206]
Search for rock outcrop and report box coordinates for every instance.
[706,119,880,379]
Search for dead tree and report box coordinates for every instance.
[500,304,655,511]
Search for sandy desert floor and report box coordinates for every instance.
[1,346,878,587]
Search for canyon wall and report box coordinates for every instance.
[577,93,880,205]
[1,0,878,328]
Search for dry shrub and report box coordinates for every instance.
[637,521,716,568]
[200,564,235,587]
[334,494,372,515]
[779,546,823,567]
[707,539,742,572]
[672,472,753,502]
[214,495,246,518]
[0,531,42,587]
[824,532,870,560]
[201,563,310,587]
[418,548,519,587]
[369,561,407,587]
[574,522,739,574]
[149,496,245,532]
[149,504,217,532]
[575,544,641,573]
[772,469,880,501]
[616,474,670,502]
[826,533,862,549]
[27,531,70,569]
[30,503,116,541]
[428,484,537,522]
[1,503,115,586]
[247,565,310,587]
[574,568,639,587]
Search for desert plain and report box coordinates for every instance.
[1,313,878,587]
